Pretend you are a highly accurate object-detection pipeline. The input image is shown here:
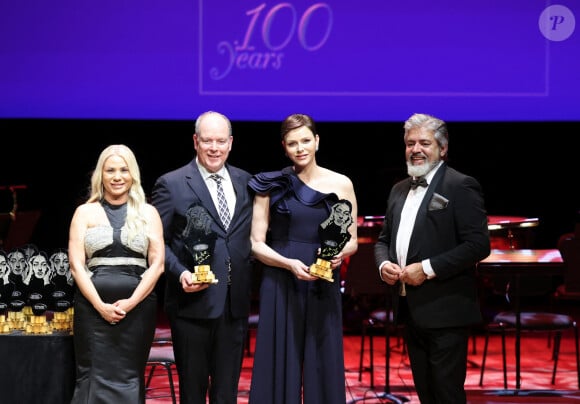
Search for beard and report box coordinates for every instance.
[407,157,440,178]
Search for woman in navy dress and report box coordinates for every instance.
[248,114,358,403]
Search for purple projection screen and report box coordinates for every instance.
[0,0,578,121]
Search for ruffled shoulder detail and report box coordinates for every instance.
[248,169,288,195]
[248,167,338,214]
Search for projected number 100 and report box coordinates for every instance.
[237,2,333,51]
[209,2,332,80]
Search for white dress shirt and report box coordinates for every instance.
[397,161,443,279]
[196,160,236,223]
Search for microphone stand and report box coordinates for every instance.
[374,290,409,404]
[347,289,409,404]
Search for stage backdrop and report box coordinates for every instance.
[1,1,578,121]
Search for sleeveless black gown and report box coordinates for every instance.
[71,201,157,403]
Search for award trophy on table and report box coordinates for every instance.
[7,248,28,331]
[0,301,7,333]
[183,204,219,284]
[49,249,74,332]
[24,251,53,334]
[309,200,353,282]
[0,250,13,333]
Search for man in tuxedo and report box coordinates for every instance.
[151,111,254,404]
[375,113,490,403]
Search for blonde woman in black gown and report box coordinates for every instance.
[68,144,164,403]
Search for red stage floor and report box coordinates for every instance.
[145,329,580,403]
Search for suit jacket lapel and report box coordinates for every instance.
[185,164,223,230]
[408,164,447,259]
[390,186,408,260]
[229,167,245,222]
[391,188,407,238]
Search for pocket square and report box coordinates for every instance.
[428,193,449,211]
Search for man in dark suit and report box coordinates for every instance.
[375,113,490,404]
[151,111,254,404]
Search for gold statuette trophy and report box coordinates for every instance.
[183,204,219,284]
[309,199,353,282]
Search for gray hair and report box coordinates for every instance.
[195,111,232,137]
[404,113,449,160]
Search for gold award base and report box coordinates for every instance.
[191,264,219,284]
[309,258,334,282]
[26,314,52,335]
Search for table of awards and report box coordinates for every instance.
[0,308,75,404]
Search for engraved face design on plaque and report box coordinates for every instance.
[7,248,27,312]
[25,251,52,316]
[50,249,73,312]
[8,249,27,279]
[309,199,353,282]
[182,203,219,284]
[0,250,11,315]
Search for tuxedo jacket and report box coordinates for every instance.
[374,163,490,329]
[151,160,254,320]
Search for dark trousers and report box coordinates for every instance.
[405,319,470,404]
[170,291,248,404]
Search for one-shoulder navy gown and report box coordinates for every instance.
[249,167,346,404]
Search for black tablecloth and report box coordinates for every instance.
[0,332,75,404]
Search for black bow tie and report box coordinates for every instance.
[410,177,428,190]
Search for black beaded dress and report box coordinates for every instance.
[70,201,157,404]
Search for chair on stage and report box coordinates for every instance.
[478,266,580,389]
[343,242,404,389]
[146,312,177,403]
[358,306,405,388]
[554,215,580,301]
[479,312,580,389]
[146,343,178,404]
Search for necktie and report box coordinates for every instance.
[210,174,231,230]
[410,177,428,190]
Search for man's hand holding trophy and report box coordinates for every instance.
[183,204,219,284]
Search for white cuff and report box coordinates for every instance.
[378,260,391,282]
[422,259,436,279]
